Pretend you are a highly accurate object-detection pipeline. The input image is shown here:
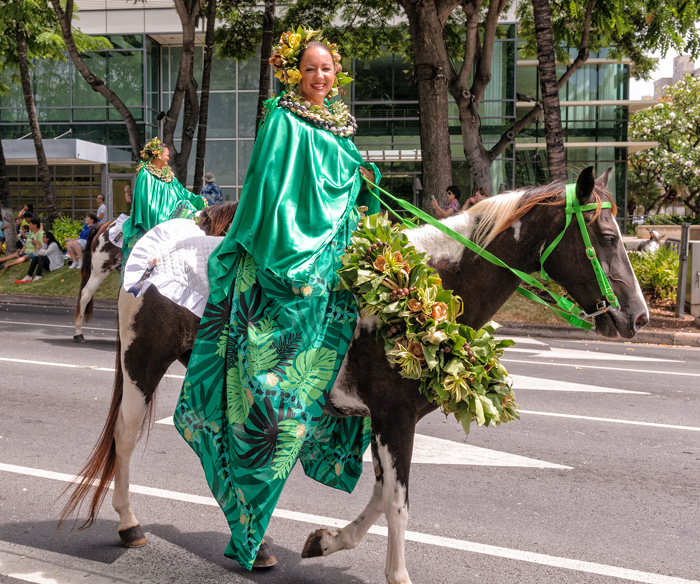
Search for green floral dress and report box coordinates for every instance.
[175,96,380,569]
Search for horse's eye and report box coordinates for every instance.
[603,235,617,246]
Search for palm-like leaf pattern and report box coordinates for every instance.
[198,295,231,341]
[233,397,295,469]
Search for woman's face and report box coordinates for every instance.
[160,146,170,164]
[42,234,48,244]
[299,46,335,107]
[446,190,456,201]
[85,215,94,226]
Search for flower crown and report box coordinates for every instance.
[139,137,165,162]
[269,26,352,97]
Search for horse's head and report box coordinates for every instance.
[543,167,649,339]
[199,200,238,236]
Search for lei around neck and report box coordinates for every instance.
[138,161,174,183]
[278,91,358,137]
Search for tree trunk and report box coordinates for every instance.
[532,0,567,182]
[50,0,143,160]
[163,0,202,182]
[16,27,58,224]
[193,0,217,195]
[400,1,453,212]
[0,136,18,254]
[255,0,275,136]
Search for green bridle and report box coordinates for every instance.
[361,178,620,331]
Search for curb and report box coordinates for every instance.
[2,294,699,347]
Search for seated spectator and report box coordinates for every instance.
[461,187,489,211]
[0,217,7,251]
[430,185,461,218]
[96,194,107,222]
[15,230,64,283]
[65,212,98,269]
[0,218,43,271]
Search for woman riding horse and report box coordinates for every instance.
[175,30,381,570]
[120,137,207,269]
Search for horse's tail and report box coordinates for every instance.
[75,224,102,323]
[58,329,123,530]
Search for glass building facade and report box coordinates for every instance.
[0,23,634,218]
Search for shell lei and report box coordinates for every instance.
[137,161,174,183]
[337,213,519,436]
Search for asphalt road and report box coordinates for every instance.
[1,304,699,584]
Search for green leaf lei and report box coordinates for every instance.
[137,161,174,183]
[338,213,519,436]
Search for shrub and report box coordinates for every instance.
[628,247,678,302]
[51,216,83,250]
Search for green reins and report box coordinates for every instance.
[361,178,620,331]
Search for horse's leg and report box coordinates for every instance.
[373,415,416,584]
[302,451,385,557]
[112,367,148,546]
[74,270,109,341]
[111,291,149,546]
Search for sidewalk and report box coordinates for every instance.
[1,293,699,347]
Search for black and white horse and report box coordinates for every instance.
[60,168,648,584]
[73,203,239,342]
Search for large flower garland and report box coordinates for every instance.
[338,213,519,436]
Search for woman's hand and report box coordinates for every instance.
[359,166,375,185]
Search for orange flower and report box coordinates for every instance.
[393,252,404,263]
[431,302,448,322]
[402,261,411,274]
[373,255,387,272]
[407,299,423,313]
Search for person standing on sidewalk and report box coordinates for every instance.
[200,172,223,206]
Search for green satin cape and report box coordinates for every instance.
[121,167,206,265]
[175,96,380,569]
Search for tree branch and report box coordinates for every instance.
[488,103,542,161]
[556,0,596,90]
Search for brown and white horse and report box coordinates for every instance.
[73,203,238,342]
[60,168,648,584]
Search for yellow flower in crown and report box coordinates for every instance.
[279,44,293,57]
[288,33,301,49]
[287,69,302,84]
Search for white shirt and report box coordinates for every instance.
[97,203,107,221]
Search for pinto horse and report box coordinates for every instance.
[60,168,648,584]
[73,203,239,342]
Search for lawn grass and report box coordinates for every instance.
[0,261,120,300]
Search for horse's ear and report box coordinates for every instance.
[595,166,613,191]
[575,166,596,204]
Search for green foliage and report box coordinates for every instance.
[517,0,700,81]
[338,213,518,437]
[50,216,82,249]
[628,247,678,302]
[629,75,700,215]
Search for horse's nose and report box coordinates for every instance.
[635,312,649,330]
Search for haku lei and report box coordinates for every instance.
[338,212,519,436]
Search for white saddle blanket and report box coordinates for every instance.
[122,218,222,317]
[108,214,130,248]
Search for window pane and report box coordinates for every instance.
[204,139,237,186]
[238,139,255,186]
[237,92,257,138]
[211,53,237,91]
[237,49,260,90]
[207,92,236,138]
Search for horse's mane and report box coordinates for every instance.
[467,182,616,249]
[199,200,238,236]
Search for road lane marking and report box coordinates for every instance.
[0,462,696,584]
[505,346,680,362]
[0,357,184,380]
[503,359,700,378]
[154,419,570,468]
[0,319,117,332]
[520,410,700,431]
[510,374,648,394]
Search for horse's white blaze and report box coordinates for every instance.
[374,435,411,584]
[112,291,149,532]
[612,218,649,320]
[407,212,475,265]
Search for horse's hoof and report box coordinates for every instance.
[73,334,85,343]
[301,529,329,558]
[118,524,147,548]
[252,539,277,568]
